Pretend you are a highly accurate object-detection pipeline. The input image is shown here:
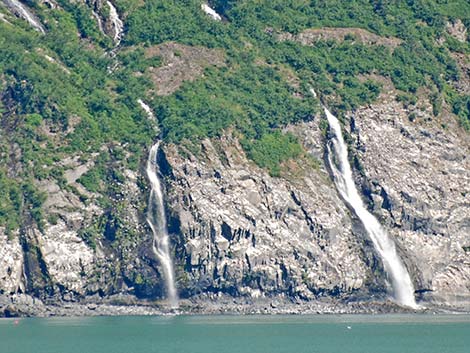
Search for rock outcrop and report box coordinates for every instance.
[2,0,469,317]
[446,19,468,43]
[6,88,470,311]
[0,142,167,302]
[0,228,23,294]
[145,43,226,96]
[163,125,377,300]
[157,82,470,308]
[277,27,402,50]
[3,87,469,312]
[347,90,470,307]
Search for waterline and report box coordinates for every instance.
[1,315,469,353]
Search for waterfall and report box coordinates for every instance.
[107,1,123,44]
[4,0,45,33]
[201,3,222,21]
[146,142,179,309]
[91,10,104,35]
[324,106,417,308]
[138,99,155,121]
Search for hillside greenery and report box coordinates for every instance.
[0,0,470,231]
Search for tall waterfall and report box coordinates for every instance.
[146,142,179,309]
[4,0,45,33]
[107,1,123,44]
[324,107,417,308]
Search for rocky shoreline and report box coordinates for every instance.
[1,293,468,318]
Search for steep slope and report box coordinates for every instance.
[1,1,470,315]
[350,88,470,308]
[164,128,371,300]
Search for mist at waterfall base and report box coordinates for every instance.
[2,315,469,353]
[324,107,417,308]
[146,142,178,308]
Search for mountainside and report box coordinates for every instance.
[0,0,470,316]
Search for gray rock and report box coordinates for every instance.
[0,229,24,294]
[164,128,370,299]
[349,91,470,306]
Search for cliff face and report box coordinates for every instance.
[2,90,469,310]
[1,0,469,312]
[159,89,470,308]
[0,148,164,302]
[163,127,371,300]
[349,90,470,306]
[0,230,23,295]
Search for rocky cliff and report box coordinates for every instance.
[159,90,470,310]
[348,87,470,307]
[2,83,470,315]
[1,1,470,316]
[164,128,371,300]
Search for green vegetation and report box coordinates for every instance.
[242,131,303,176]
[0,171,22,233]
[1,0,470,231]
[157,64,313,143]
[0,3,154,231]
[124,0,470,123]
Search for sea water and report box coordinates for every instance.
[1,314,469,353]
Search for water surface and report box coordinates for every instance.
[1,314,469,353]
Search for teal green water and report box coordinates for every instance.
[1,314,469,353]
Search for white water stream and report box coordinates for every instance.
[4,0,45,33]
[324,105,417,308]
[138,99,155,121]
[146,142,179,309]
[107,1,123,44]
[201,3,221,21]
[91,9,104,35]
